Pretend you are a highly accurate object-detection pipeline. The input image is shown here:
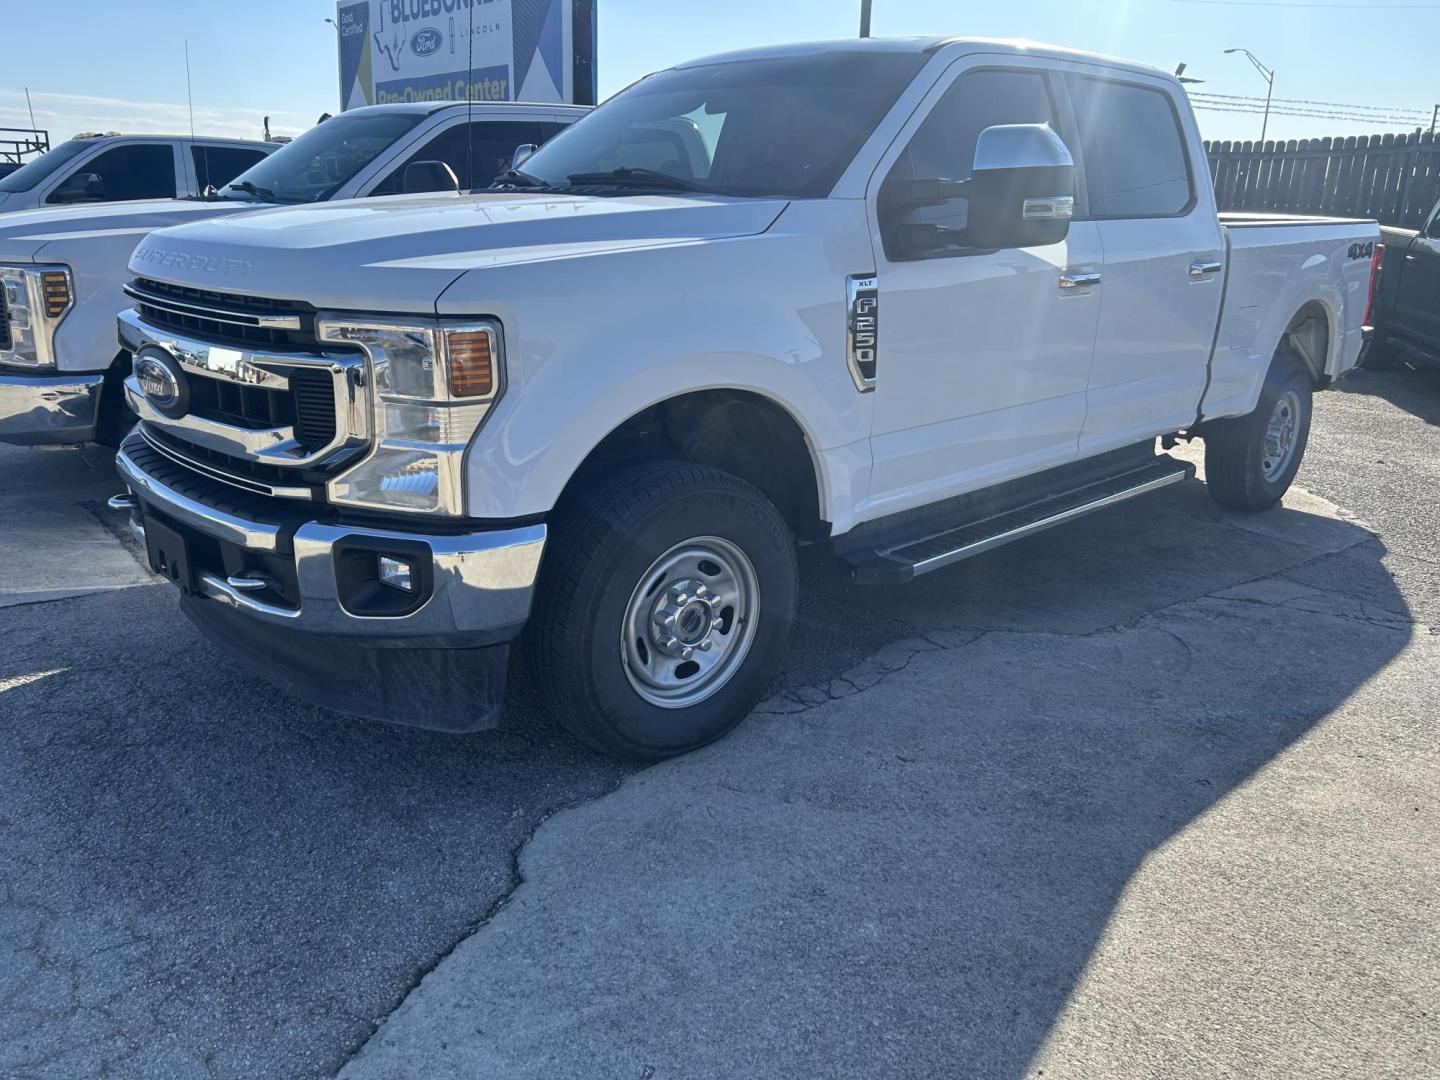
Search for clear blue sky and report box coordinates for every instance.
[3,1,1438,145]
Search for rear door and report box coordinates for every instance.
[865,59,1104,516]
[1391,210,1440,348]
[1067,74,1225,454]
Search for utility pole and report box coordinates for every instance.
[1432,104,1439,135]
[1225,47,1275,142]
[860,0,872,38]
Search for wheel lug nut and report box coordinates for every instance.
[681,645,694,660]
[711,617,723,630]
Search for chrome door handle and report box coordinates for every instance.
[1189,260,1224,277]
[1059,271,1102,290]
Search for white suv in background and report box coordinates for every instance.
[0,133,279,214]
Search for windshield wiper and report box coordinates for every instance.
[564,167,723,194]
[223,179,278,202]
[487,168,566,193]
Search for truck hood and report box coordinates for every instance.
[0,197,260,264]
[127,193,790,312]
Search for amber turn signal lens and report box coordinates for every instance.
[41,272,71,319]
[446,330,495,397]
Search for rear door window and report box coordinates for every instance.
[1068,77,1193,217]
[49,143,177,203]
[193,146,269,191]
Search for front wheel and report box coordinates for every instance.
[1203,347,1313,512]
[526,460,797,761]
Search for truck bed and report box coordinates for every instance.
[1201,215,1378,422]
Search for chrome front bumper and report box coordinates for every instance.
[0,370,104,445]
[114,436,546,645]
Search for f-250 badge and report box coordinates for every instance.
[847,274,879,391]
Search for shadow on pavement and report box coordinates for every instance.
[1337,364,1440,425]
[336,483,1417,1079]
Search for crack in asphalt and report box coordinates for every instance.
[334,489,1413,1076]
[329,776,629,1076]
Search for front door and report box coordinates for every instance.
[865,61,1102,519]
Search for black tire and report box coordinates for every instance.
[525,460,797,761]
[1204,347,1313,512]
[93,357,136,448]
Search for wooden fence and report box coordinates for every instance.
[1204,130,1440,229]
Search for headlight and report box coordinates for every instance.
[316,317,503,516]
[0,264,73,368]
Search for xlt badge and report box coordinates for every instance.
[846,274,878,393]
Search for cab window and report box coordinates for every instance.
[372,121,549,196]
[879,69,1060,260]
[1068,77,1193,218]
[48,143,176,203]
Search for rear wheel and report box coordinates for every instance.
[1204,347,1313,512]
[526,460,797,761]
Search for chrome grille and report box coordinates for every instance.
[118,307,369,491]
[125,277,318,350]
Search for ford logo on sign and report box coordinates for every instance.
[410,28,443,57]
[134,351,188,418]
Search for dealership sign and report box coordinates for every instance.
[335,0,596,110]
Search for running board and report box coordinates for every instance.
[845,458,1194,585]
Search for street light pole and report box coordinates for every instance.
[860,0,872,38]
[1225,47,1275,143]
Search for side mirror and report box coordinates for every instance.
[511,143,538,169]
[966,124,1075,250]
[51,172,106,204]
[401,160,460,195]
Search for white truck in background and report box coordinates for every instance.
[110,38,1380,761]
[0,102,585,446]
[0,132,277,214]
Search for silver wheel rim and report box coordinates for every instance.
[1262,389,1303,482]
[620,536,760,709]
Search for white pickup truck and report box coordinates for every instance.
[0,102,584,446]
[0,132,276,215]
[109,38,1380,761]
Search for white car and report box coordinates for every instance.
[0,102,585,446]
[0,133,276,214]
[111,38,1381,760]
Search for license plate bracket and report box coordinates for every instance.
[144,515,196,594]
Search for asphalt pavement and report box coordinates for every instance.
[2,366,1437,1078]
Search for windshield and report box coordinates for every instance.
[220,111,427,204]
[0,140,94,193]
[511,51,927,198]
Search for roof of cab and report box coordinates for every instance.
[69,133,275,145]
[338,100,591,119]
[672,36,1173,84]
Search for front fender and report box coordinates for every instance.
[440,213,875,523]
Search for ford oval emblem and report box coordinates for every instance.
[134,351,188,418]
[410,28,443,57]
